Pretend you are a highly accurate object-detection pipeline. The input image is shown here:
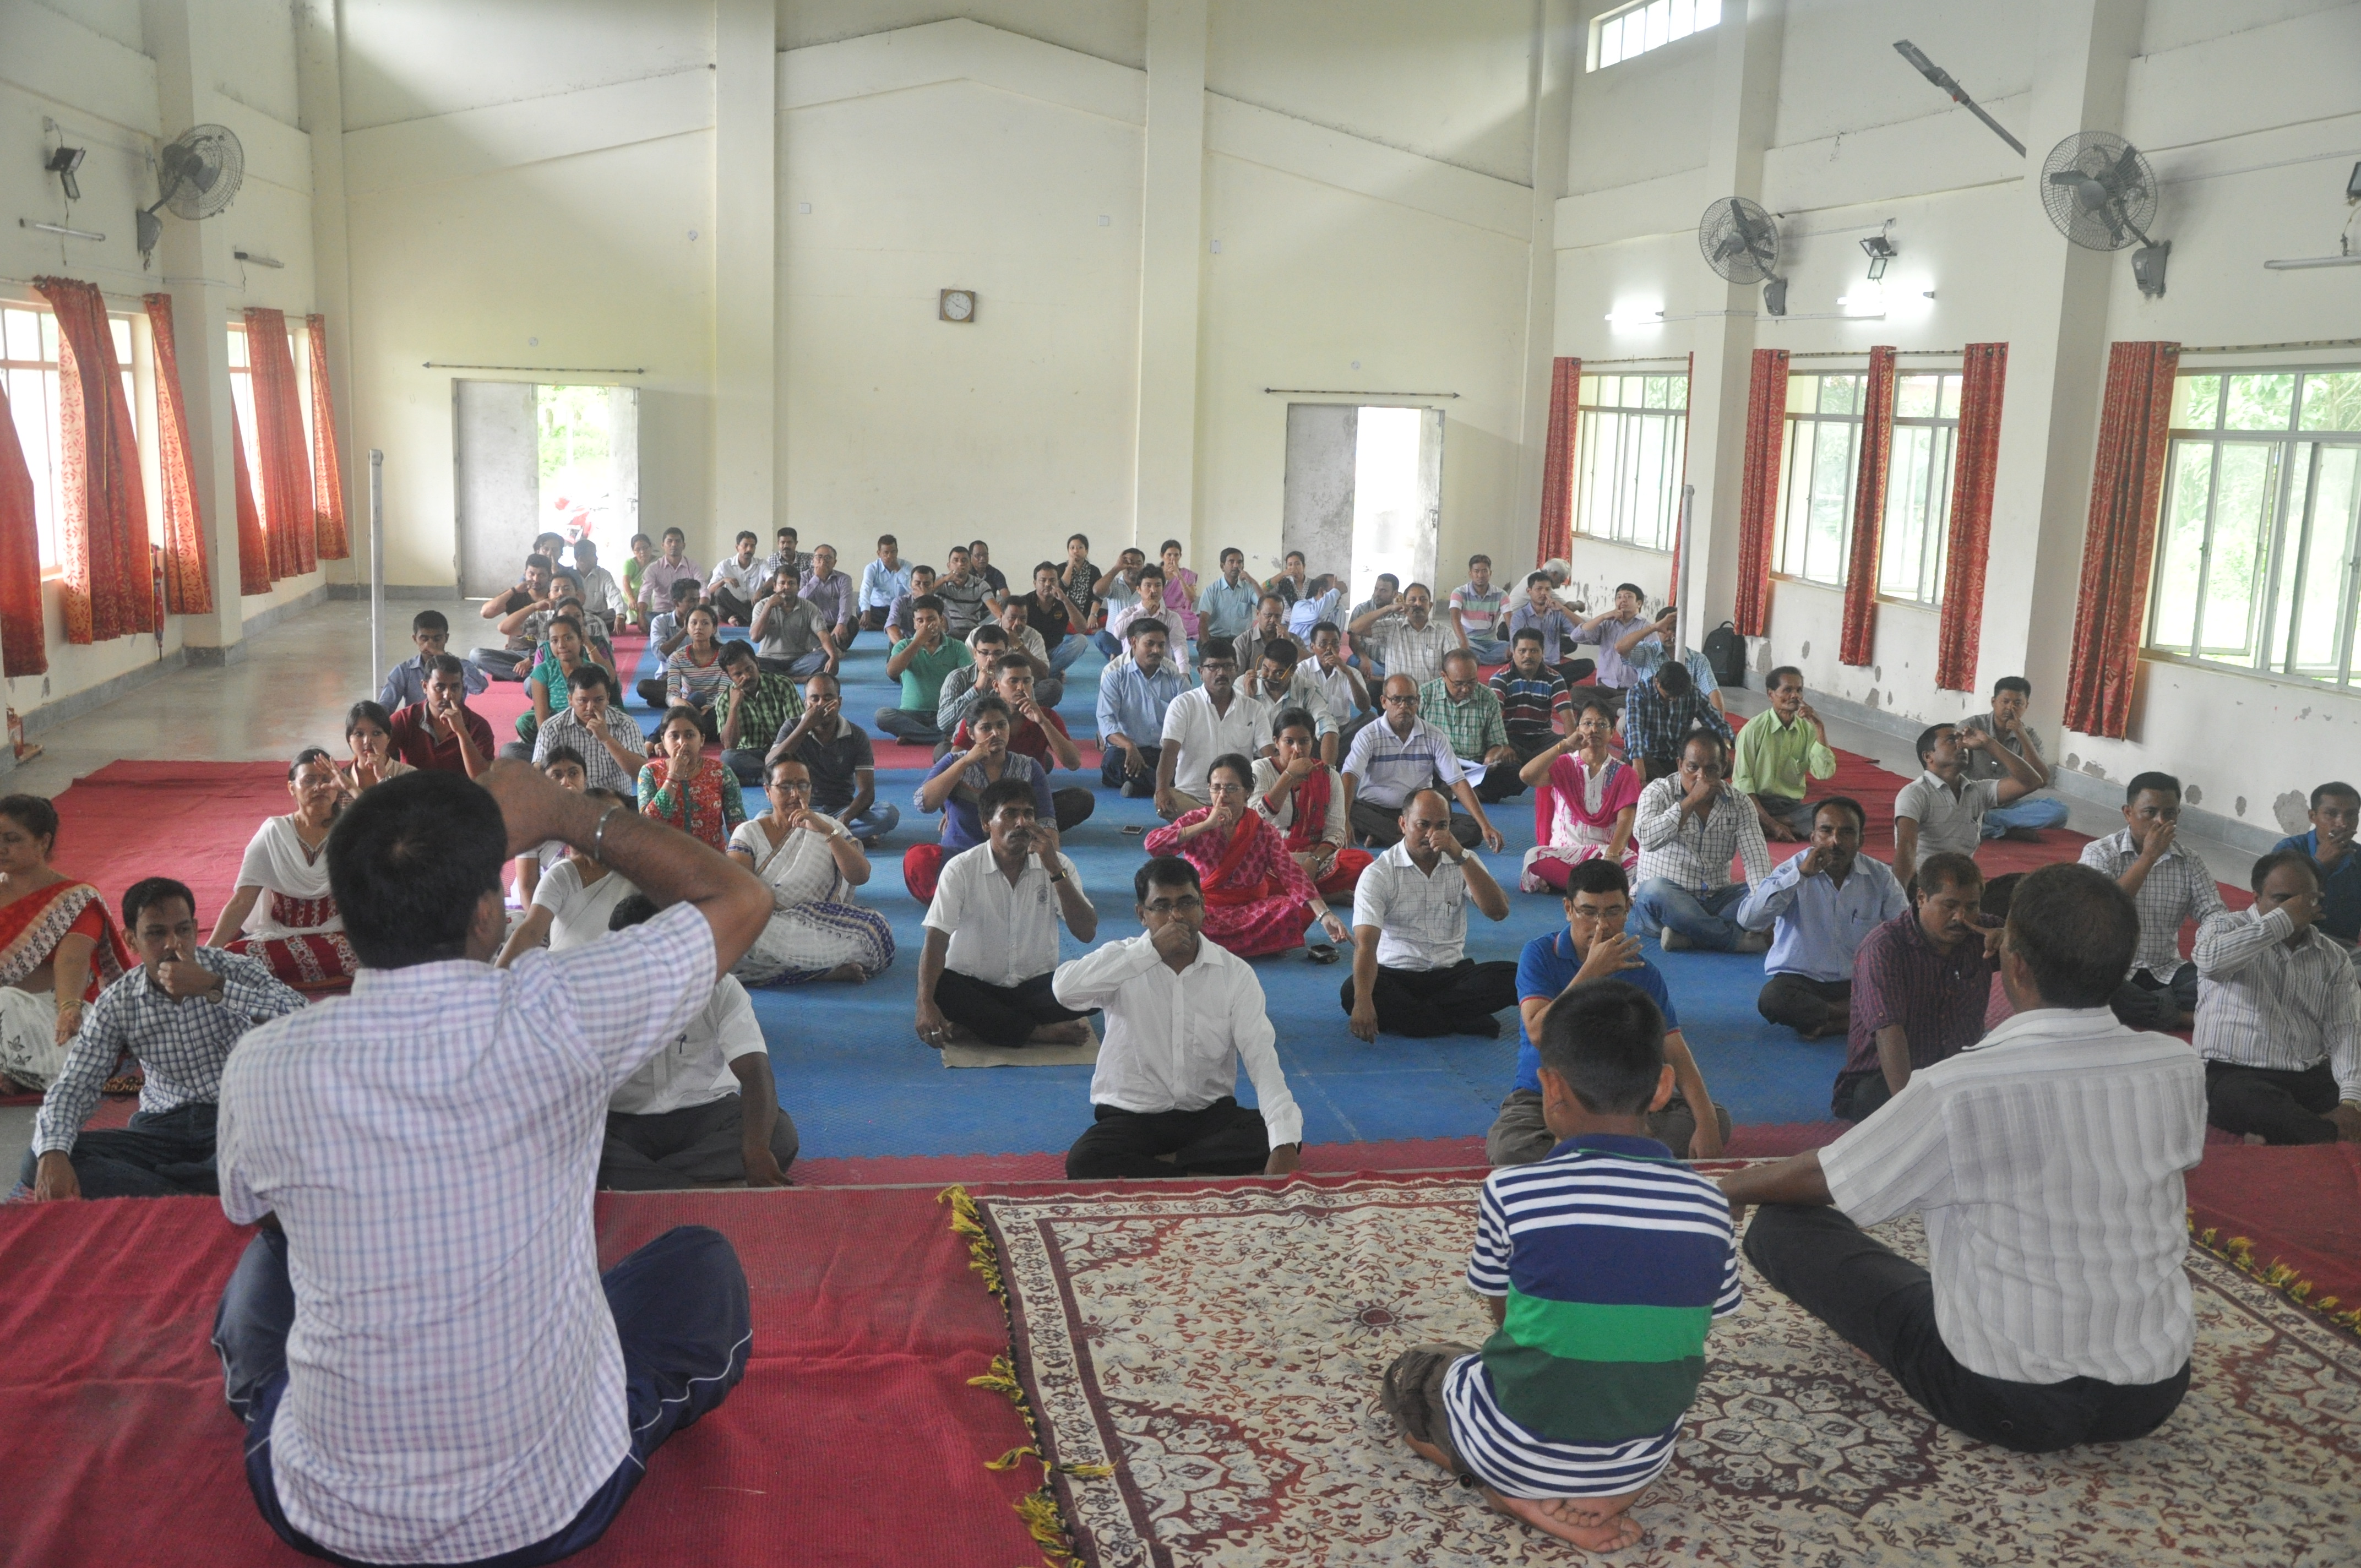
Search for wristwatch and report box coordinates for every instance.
[1049,868,1069,884]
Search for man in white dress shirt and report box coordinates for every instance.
[1056,856,1304,1179]
[210,763,774,1565]
[2192,847,2361,1145]
[706,530,771,625]
[1343,789,1518,1039]
[1721,863,2205,1452]
[915,777,1100,1049]
[1155,637,1272,820]
[596,894,796,1189]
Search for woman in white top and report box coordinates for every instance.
[726,755,894,986]
[494,788,641,964]
[210,748,362,997]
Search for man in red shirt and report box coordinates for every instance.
[389,655,494,777]
[952,655,1092,831]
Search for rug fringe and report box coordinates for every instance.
[2190,1216,2361,1337]
[940,1185,1103,1568]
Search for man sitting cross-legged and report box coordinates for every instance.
[1056,857,1305,1180]
[1631,732,1771,952]
[2275,780,2361,952]
[713,642,805,791]
[1962,676,2070,838]
[747,563,837,680]
[379,609,486,711]
[1891,721,2048,886]
[595,894,797,1190]
[1737,797,1907,1039]
[211,763,775,1565]
[1156,636,1272,821]
[1384,979,1740,1555]
[1343,676,1505,852]
[1731,666,1836,842]
[531,662,647,797]
[1724,863,2204,1455]
[2079,771,2223,1031]
[915,777,1100,1050]
[907,696,1056,902]
[472,552,554,680]
[388,654,493,778]
[878,596,972,748]
[1097,617,1188,797]
[1487,857,1728,1165]
[1342,788,1517,1039]
[1829,851,1998,1121]
[768,673,899,847]
[1421,647,1523,804]
[1620,658,1732,783]
[2191,847,2361,1146]
[1284,621,1373,764]
[23,877,305,1201]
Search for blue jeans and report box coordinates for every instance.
[755,651,830,679]
[1091,630,1123,658]
[216,1224,750,1568]
[874,707,942,745]
[1102,741,1161,795]
[1633,879,1751,951]
[1980,796,2070,837]
[1466,637,1509,663]
[840,802,900,844]
[1049,634,1088,673]
[17,1101,217,1197]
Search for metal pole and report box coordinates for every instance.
[369,450,385,683]
[1674,483,1695,657]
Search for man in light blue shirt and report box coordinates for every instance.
[857,533,915,633]
[1096,618,1189,797]
[1506,573,1585,684]
[1735,797,1908,1039]
[1198,548,1261,641]
[1287,575,1344,640]
[1581,582,1656,693]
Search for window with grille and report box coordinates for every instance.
[1773,372,1864,587]
[1573,372,1687,553]
[2,302,145,571]
[1876,371,1962,605]
[2147,368,2361,688]
[1589,0,1722,71]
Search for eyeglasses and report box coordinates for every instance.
[1384,694,1419,706]
[1143,895,1204,913]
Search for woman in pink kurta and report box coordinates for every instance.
[1516,699,1641,892]
[1144,753,1350,958]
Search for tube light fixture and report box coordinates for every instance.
[234,249,285,269]
[1603,304,1666,326]
[19,217,104,241]
[2264,255,2361,270]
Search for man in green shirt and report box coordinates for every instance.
[1419,649,1520,803]
[1731,665,1838,842]
[878,596,973,746]
[715,642,804,787]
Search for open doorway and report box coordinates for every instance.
[1280,404,1443,600]
[454,381,639,595]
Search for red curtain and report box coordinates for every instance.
[1732,347,1788,636]
[305,315,349,560]
[1535,356,1579,565]
[2063,341,2179,739]
[33,277,154,644]
[143,293,215,615]
[0,383,47,676]
[229,402,272,595]
[244,308,317,580]
[1935,342,2008,691]
[1838,345,1899,666]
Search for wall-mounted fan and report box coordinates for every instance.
[2041,130,2168,297]
[136,123,244,268]
[1698,197,1787,316]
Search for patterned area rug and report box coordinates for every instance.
[978,1177,2361,1567]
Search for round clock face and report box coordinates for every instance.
[942,290,974,322]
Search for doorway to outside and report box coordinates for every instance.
[1280,404,1443,604]
[454,381,639,596]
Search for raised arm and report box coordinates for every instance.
[210,885,263,947]
[496,905,556,968]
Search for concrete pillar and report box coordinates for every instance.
[1679,0,1785,649]
[1133,0,1209,553]
[1511,0,1580,564]
[713,0,778,554]
[296,0,359,591]
[142,0,247,662]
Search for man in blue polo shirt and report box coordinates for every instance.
[2274,781,2361,954]
[1486,857,1728,1164]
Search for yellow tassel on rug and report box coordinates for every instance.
[2189,1215,2361,1336]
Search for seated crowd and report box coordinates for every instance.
[6,528,2354,1565]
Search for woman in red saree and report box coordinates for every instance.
[211,749,362,998]
[1144,753,1350,959]
[1249,709,1374,901]
[0,794,133,1093]
[1516,698,1640,892]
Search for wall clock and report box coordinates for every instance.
[939,289,976,323]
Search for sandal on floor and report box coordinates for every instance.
[1304,943,1340,964]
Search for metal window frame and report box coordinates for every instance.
[1573,374,1688,554]
[1772,373,1867,588]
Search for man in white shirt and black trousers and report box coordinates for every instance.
[210,763,776,1566]
[916,776,1100,1049]
[1056,856,1304,1179]
[1721,863,2205,1452]
[1344,788,1519,1039]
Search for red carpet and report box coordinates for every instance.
[51,761,296,922]
[0,1186,1040,1568]
[2186,1142,2361,1333]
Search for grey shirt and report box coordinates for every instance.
[1959,712,2046,784]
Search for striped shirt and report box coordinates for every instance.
[1444,1135,1740,1499]
[1839,911,1998,1102]
[1634,776,1772,895]
[2192,905,2361,1099]
[1366,618,1459,685]
[1342,716,1461,812]
[531,710,644,796]
[1350,840,1484,970]
[1486,666,1572,740]
[1621,679,1731,765]
[1819,1005,2206,1386]
[2078,829,2227,982]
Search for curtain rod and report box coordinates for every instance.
[2175,338,2361,355]
[1783,347,1965,360]
[1578,355,1691,367]
[1262,386,1458,398]
[423,361,647,375]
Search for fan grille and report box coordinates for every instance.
[2040,130,2155,253]
[160,124,244,222]
[1697,197,1780,285]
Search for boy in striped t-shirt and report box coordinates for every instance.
[1381,979,1739,1551]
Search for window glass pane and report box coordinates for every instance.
[38,313,58,361]
[1579,374,1598,404]
[2197,442,2273,659]
[2298,372,2361,433]
[1669,0,1694,40]
[2,308,35,362]
[2288,447,2354,679]
[1599,14,1623,66]
[1696,0,1720,25]
[1805,420,1857,581]
[1937,373,1962,420]
[1776,423,1810,574]
[1818,374,1862,416]
[226,326,248,370]
[2223,373,2294,432]
[1894,373,1938,419]
[108,317,132,363]
[2170,374,2221,429]
[1643,375,1669,410]
[1786,373,1815,414]
[1644,0,1668,51]
[2152,443,2212,651]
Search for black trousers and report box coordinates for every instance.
[1066,1097,1270,1179]
[1339,959,1519,1038]
[17,1101,219,1197]
[2205,1059,2341,1145]
[1831,1068,1894,1122]
[1348,798,1479,850]
[1743,1204,2189,1453]
[1051,787,1096,832]
[1759,973,1852,1036]
[710,586,757,625]
[599,1096,801,1190]
[1473,755,1528,803]
[934,970,1091,1049]
[2109,963,2196,1031]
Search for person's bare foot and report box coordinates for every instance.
[823,962,868,983]
[0,1072,30,1096]
[1488,1490,1645,1552]
[1027,1020,1093,1046]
